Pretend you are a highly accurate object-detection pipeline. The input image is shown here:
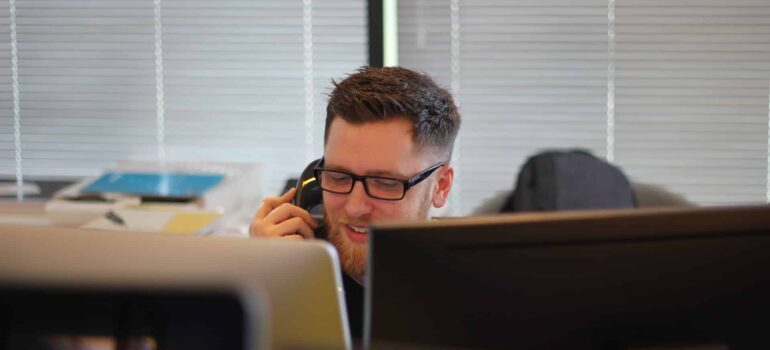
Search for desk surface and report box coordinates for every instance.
[0,200,50,226]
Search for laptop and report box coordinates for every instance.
[0,224,352,350]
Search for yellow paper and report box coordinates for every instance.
[162,212,221,235]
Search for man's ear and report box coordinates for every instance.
[432,164,454,208]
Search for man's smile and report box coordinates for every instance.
[344,223,369,244]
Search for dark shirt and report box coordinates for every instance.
[342,272,364,341]
[315,225,364,342]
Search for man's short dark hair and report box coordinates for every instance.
[325,66,461,159]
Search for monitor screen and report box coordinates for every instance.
[366,205,770,350]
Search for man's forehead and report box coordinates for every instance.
[323,119,437,177]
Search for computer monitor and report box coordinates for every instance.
[0,224,351,350]
[366,205,770,350]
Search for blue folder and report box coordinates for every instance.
[82,172,225,198]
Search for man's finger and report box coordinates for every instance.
[255,188,296,219]
[273,217,315,239]
[263,202,319,229]
[279,187,297,202]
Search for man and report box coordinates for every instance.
[249,66,460,338]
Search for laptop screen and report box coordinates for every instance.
[0,288,245,350]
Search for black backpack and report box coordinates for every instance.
[501,150,636,213]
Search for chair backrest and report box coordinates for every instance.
[501,150,636,213]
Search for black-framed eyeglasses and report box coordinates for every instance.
[313,161,445,201]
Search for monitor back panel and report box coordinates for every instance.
[0,224,350,350]
[367,206,770,350]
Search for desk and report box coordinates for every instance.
[0,200,248,236]
[0,200,50,226]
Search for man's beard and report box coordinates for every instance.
[327,224,368,281]
[325,192,433,282]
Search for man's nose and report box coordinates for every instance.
[344,181,373,218]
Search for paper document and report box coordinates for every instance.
[82,206,222,235]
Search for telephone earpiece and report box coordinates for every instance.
[294,158,327,239]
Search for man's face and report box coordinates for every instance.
[322,117,452,281]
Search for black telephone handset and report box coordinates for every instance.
[293,158,327,239]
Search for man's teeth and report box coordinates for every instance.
[348,225,367,233]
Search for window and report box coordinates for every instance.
[0,0,367,197]
[399,0,770,214]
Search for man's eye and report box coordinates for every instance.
[327,173,350,183]
[371,178,401,189]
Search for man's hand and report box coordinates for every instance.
[249,188,320,240]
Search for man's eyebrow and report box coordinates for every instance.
[324,163,407,179]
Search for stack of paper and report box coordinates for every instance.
[81,204,222,235]
[46,161,263,235]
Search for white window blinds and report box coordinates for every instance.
[161,1,308,195]
[1,0,366,197]
[11,1,158,178]
[312,1,368,155]
[399,0,770,214]
[614,0,770,205]
[0,4,13,179]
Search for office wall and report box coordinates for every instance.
[400,0,770,214]
[0,0,367,197]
